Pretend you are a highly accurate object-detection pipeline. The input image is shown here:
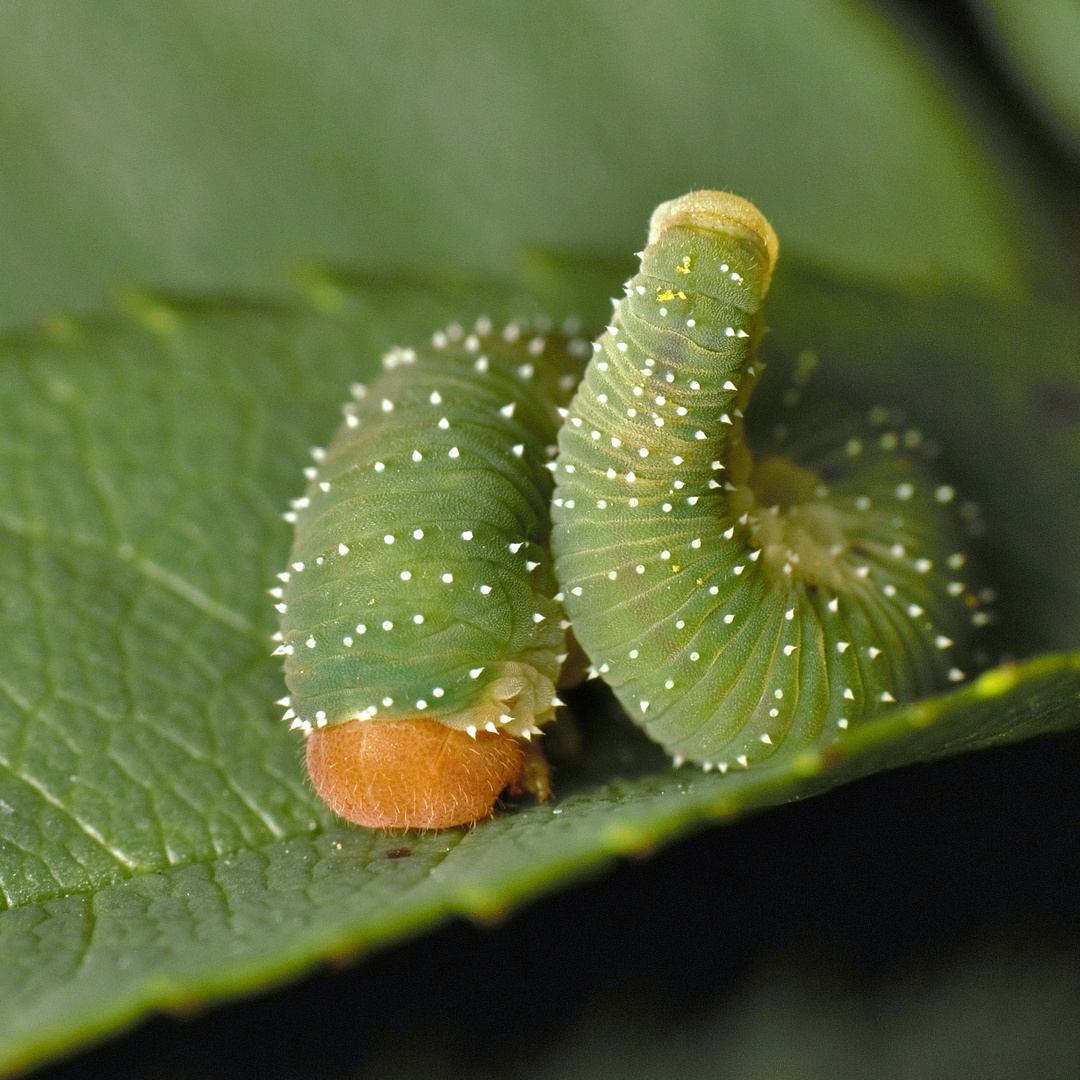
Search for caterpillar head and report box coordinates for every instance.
[648,190,779,297]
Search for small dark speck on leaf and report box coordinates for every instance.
[385,848,412,859]
[1031,382,1080,428]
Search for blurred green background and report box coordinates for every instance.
[2,0,1079,1075]
[1,0,1073,332]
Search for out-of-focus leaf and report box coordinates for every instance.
[972,0,1080,158]
[0,0,1026,329]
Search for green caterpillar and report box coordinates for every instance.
[277,192,984,826]
[550,192,979,771]
[275,318,588,827]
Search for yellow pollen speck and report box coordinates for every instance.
[676,256,692,274]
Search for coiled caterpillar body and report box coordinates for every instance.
[551,192,977,771]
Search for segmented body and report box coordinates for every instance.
[551,192,976,770]
[275,319,589,744]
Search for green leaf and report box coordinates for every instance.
[0,0,1025,330]
[0,263,1078,1074]
[972,0,1080,157]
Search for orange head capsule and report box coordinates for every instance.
[305,717,527,829]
